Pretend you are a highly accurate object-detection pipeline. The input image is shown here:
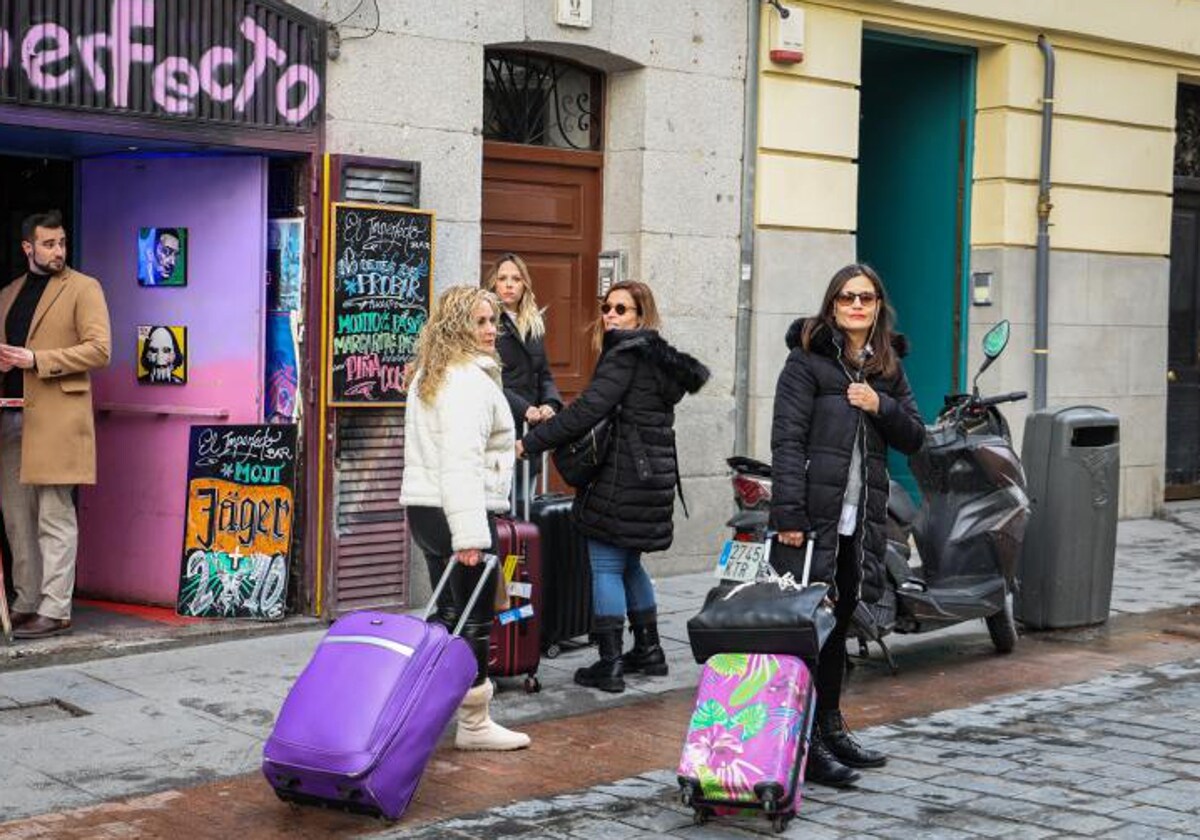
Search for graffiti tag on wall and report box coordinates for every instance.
[177,424,298,620]
[327,202,434,406]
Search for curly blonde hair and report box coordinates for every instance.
[406,286,500,404]
[483,252,546,341]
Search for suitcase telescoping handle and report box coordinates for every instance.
[510,422,549,521]
[422,554,498,637]
[801,533,815,588]
[764,530,816,587]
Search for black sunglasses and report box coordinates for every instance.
[600,302,639,316]
[835,290,879,306]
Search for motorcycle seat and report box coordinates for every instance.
[727,455,772,477]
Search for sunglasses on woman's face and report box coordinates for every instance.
[600,302,639,316]
[835,290,879,306]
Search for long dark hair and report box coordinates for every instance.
[801,263,900,378]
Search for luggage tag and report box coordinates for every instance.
[507,581,533,599]
[497,603,535,625]
[502,553,521,584]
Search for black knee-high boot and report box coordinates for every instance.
[574,615,625,693]
[621,608,669,676]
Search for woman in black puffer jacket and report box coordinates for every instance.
[519,281,709,694]
[770,264,924,789]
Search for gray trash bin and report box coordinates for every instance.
[1017,406,1120,629]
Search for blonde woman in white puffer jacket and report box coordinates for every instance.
[399,285,529,751]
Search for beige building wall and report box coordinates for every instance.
[753,0,1200,517]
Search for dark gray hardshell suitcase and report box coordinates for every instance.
[531,493,592,657]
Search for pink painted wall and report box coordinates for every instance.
[77,155,267,604]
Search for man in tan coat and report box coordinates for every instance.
[0,211,111,639]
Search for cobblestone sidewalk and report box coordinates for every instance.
[376,656,1200,839]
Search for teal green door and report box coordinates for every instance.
[856,34,975,499]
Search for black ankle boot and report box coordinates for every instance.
[806,731,860,788]
[575,618,625,693]
[818,709,887,769]
[621,608,668,676]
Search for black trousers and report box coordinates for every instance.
[407,506,498,687]
[771,534,860,714]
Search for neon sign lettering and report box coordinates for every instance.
[2,0,322,127]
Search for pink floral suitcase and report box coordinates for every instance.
[677,652,816,834]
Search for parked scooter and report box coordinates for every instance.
[718,321,1029,672]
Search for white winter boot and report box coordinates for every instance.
[454,680,531,751]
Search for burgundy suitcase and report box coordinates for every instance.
[489,514,543,692]
[488,453,544,692]
[262,556,495,821]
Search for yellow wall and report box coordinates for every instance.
[757,1,1189,256]
[972,42,1175,254]
[756,5,862,233]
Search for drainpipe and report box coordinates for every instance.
[1034,34,1055,410]
[734,0,763,456]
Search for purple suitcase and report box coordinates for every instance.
[677,652,816,833]
[262,556,495,820]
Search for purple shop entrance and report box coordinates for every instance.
[0,0,326,618]
[76,155,268,604]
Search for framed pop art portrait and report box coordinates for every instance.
[137,325,188,385]
[137,227,188,286]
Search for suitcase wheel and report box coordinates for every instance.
[679,778,700,809]
[544,643,561,659]
[692,808,710,826]
[771,814,792,834]
[523,675,542,694]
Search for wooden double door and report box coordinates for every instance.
[481,142,603,414]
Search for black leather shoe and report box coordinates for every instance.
[806,732,860,788]
[574,622,625,693]
[818,709,887,769]
[13,615,72,639]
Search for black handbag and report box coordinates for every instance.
[686,537,835,663]
[552,407,618,489]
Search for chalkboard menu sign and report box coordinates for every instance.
[326,202,435,406]
[177,424,299,620]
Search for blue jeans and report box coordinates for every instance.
[587,539,656,619]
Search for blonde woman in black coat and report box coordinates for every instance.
[486,253,562,495]
[485,254,562,425]
[770,264,924,788]
[517,282,709,694]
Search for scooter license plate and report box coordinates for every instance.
[715,540,771,582]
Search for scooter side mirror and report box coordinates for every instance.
[981,320,1010,360]
[973,321,1011,394]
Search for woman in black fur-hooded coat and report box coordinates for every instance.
[770,264,924,789]
[520,281,709,695]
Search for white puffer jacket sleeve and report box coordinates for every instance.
[437,367,496,550]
